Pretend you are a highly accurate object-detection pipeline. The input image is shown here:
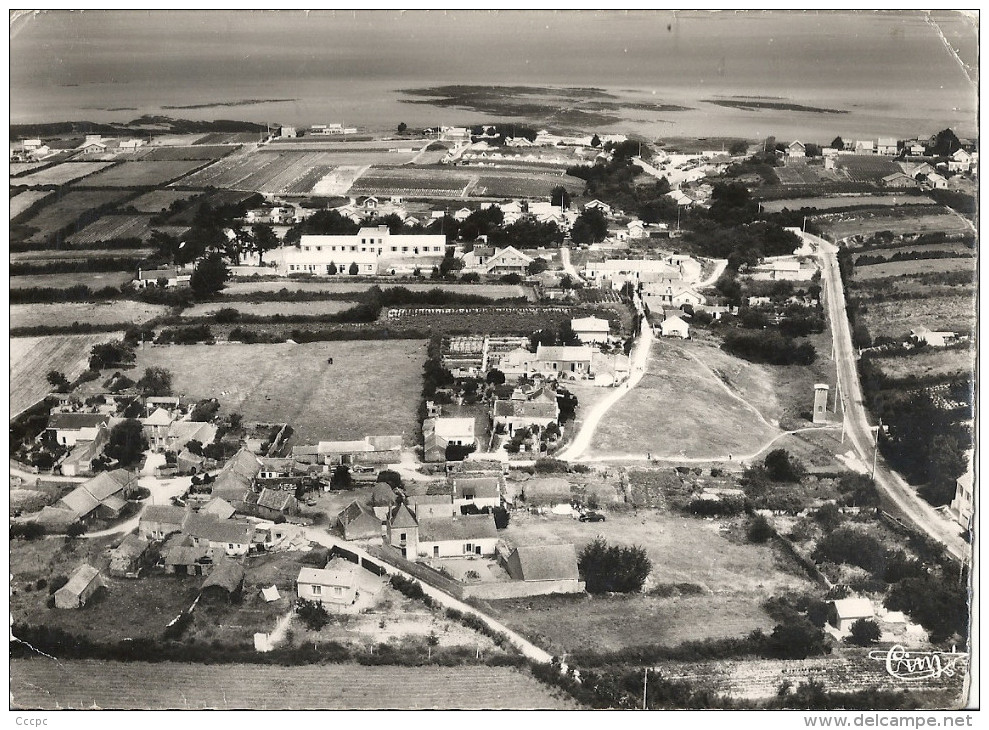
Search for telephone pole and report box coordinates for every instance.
[642,668,648,709]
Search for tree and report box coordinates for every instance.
[491,505,510,529]
[250,224,279,265]
[767,617,829,659]
[486,369,506,386]
[571,208,609,244]
[190,253,230,298]
[590,133,601,148]
[397,122,407,133]
[149,229,181,263]
[89,341,135,370]
[104,419,147,467]
[930,128,961,157]
[550,185,572,210]
[136,367,173,396]
[578,538,652,593]
[764,449,804,483]
[185,439,204,456]
[557,389,579,422]
[747,514,774,543]
[526,257,549,276]
[848,618,881,646]
[831,136,845,151]
[728,140,750,155]
[376,469,402,490]
[327,261,338,275]
[66,522,86,538]
[46,370,70,392]
[330,465,353,490]
[295,598,331,631]
[348,261,360,275]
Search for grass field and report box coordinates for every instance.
[9,190,51,219]
[760,194,935,213]
[10,660,575,709]
[817,210,970,242]
[223,279,531,299]
[836,154,903,182]
[857,292,977,338]
[10,161,51,176]
[10,333,122,417]
[75,160,205,188]
[138,145,235,161]
[131,340,426,446]
[773,161,832,185]
[871,347,975,382]
[589,340,780,459]
[484,508,813,652]
[857,242,974,258]
[11,301,169,330]
[350,166,478,197]
[17,189,136,243]
[180,150,361,195]
[470,172,583,198]
[180,300,358,318]
[11,161,116,187]
[65,214,158,244]
[128,189,198,213]
[10,247,151,263]
[9,271,135,290]
[854,257,976,280]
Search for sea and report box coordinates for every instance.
[9,9,979,143]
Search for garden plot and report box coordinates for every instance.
[817,210,971,241]
[16,189,137,243]
[470,172,583,198]
[854,257,976,281]
[65,215,157,244]
[138,145,235,161]
[11,161,116,187]
[9,271,135,290]
[10,247,151,264]
[223,279,529,299]
[128,189,198,213]
[857,291,976,339]
[835,154,904,182]
[11,301,168,330]
[179,300,359,318]
[350,167,478,197]
[75,160,206,187]
[180,151,352,195]
[131,340,426,446]
[872,347,975,383]
[9,161,51,177]
[9,190,51,220]
[760,194,935,213]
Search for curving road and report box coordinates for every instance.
[801,232,969,563]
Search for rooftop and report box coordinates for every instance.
[48,412,110,430]
[297,558,360,589]
[511,544,580,581]
[418,514,498,542]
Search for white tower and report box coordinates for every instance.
[813,384,829,423]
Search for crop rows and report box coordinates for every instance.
[9,190,52,220]
[12,161,117,187]
[138,145,236,161]
[180,151,342,194]
[77,160,206,188]
[66,214,157,244]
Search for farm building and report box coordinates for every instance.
[370,482,396,508]
[385,504,420,558]
[161,535,212,576]
[142,407,173,450]
[248,488,300,519]
[200,558,246,603]
[166,421,217,454]
[641,281,706,309]
[517,477,572,509]
[417,514,500,559]
[210,448,262,502]
[46,412,111,447]
[337,501,383,540]
[284,226,447,276]
[882,172,918,188]
[910,327,957,348]
[315,435,403,466]
[492,396,559,436]
[949,458,975,529]
[202,497,236,520]
[59,426,110,477]
[296,559,360,607]
[748,256,817,282]
[583,259,681,288]
[407,494,455,520]
[109,534,151,578]
[876,138,898,156]
[533,345,593,379]
[482,246,534,276]
[422,417,477,463]
[786,140,806,158]
[831,597,875,633]
[134,267,191,289]
[183,514,255,557]
[570,316,611,344]
[54,564,103,609]
[925,172,948,189]
[450,476,502,511]
[659,314,690,339]
[139,504,188,541]
[56,469,136,523]
[502,544,583,594]
[583,199,613,215]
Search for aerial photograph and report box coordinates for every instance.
[8,9,978,713]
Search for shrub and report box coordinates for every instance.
[10,522,45,540]
[66,522,87,538]
[766,617,829,659]
[848,618,881,646]
[763,449,804,483]
[376,470,402,490]
[747,514,774,543]
[578,537,652,594]
[295,599,331,631]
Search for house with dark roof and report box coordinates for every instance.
[161,534,212,575]
[210,448,262,501]
[337,500,382,540]
[201,558,245,603]
[385,504,420,559]
[503,544,583,594]
[202,497,236,520]
[251,488,300,520]
[417,514,499,558]
[139,504,188,541]
[109,534,151,578]
[183,514,255,556]
[47,412,111,447]
[56,469,136,523]
[54,564,103,609]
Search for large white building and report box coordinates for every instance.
[282,226,447,276]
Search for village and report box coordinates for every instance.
[9,109,976,709]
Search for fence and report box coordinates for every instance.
[388,306,574,318]
[365,543,466,600]
[770,533,832,588]
[461,579,585,600]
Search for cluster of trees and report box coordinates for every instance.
[578,537,652,593]
[721,330,816,366]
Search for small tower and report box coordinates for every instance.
[813,384,829,423]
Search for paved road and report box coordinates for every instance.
[802,231,969,563]
[559,246,585,284]
[302,528,554,664]
[556,299,653,461]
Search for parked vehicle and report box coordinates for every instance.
[579,511,606,523]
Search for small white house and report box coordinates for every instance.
[570,316,611,345]
[659,314,690,339]
[832,597,875,633]
[296,559,360,606]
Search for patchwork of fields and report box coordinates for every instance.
[65,214,159,244]
[11,301,168,330]
[760,194,935,213]
[131,340,427,446]
[10,247,151,263]
[9,190,51,220]
[75,160,206,188]
[180,150,364,195]
[15,189,137,243]
[127,189,198,213]
[222,279,531,299]
[180,300,358,318]
[10,161,116,187]
[9,271,136,290]
[10,333,121,417]
[854,257,975,281]
[857,291,976,338]
[816,209,972,242]
[350,166,478,197]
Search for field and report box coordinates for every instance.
[65,214,158,244]
[857,291,977,338]
[138,145,235,161]
[857,241,975,258]
[11,301,168,330]
[16,189,136,243]
[75,160,206,188]
[10,161,51,176]
[10,660,575,709]
[180,150,366,195]
[10,333,121,417]
[11,161,116,187]
[10,247,151,263]
[871,347,975,382]
[835,154,904,182]
[759,194,935,213]
[773,161,832,185]
[127,189,198,213]
[589,340,780,460]
[9,189,51,219]
[131,340,426,446]
[483,508,813,653]
[180,300,359,318]
[9,271,135,290]
[350,166,478,197]
[854,257,976,281]
[193,132,260,145]
[223,279,531,299]
[470,172,583,198]
[817,209,972,241]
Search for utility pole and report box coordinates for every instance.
[642,668,648,709]
[871,419,882,482]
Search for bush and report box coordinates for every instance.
[10,522,45,540]
[747,514,774,543]
[763,449,803,483]
[578,537,652,594]
[48,575,69,595]
[766,617,829,659]
[376,470,402,490]
[162,611,193,640]
[848,618,881,646]
[295,598,331,631]
[66,522,87,538]
[721,330,816,366]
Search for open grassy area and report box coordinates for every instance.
[857,292,977,338]
[817,210,971,242]
[10,333,122,417]
[9,271,136,290]
[223,279,531,299]
[10,660,576,709]
[854,257,976,280]
[16,189,136,243]
[12,161,116,187]
[871,347,975,383]
[76,160,206,188]
[11,301,168,329]
[131,340,426,446]
[760,194,935,213]
[485,508,813,652]
[180,300,359,318]
[9,190,52,219]
[589,340,780,459]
